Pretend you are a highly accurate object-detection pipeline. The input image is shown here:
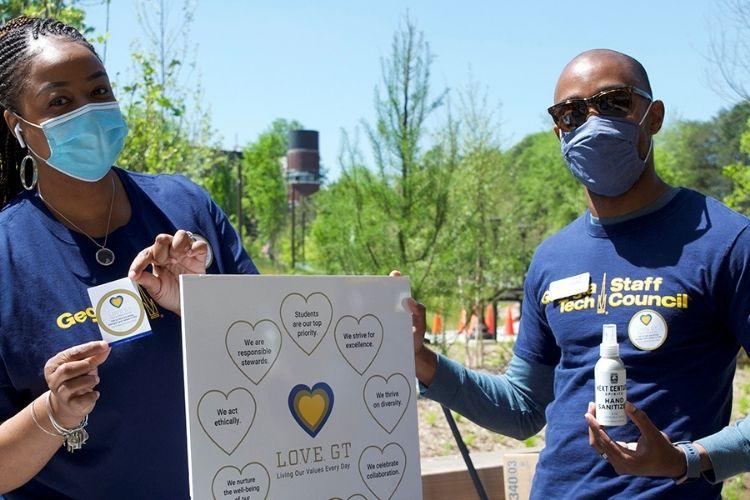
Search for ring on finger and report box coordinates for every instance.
[600,452,609,461]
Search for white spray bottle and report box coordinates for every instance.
[594,324,627,426]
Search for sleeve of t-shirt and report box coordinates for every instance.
[206,195,259,276]
[718,224,750,352]
[512,254,561,367]
[420,353,553,440]
[695,416,750,483]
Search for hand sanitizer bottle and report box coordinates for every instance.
[594,324,627,426]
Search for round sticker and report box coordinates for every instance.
[628,309,668,351]
[95,289,146,337]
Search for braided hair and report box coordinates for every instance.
[0,16,98,209]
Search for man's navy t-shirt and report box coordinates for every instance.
[0,168,258,499]
[515,189,750,499]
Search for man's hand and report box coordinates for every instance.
[390,270,436,385]
[585,402,687,478]
[129,230,207,315]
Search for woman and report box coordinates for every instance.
[0,17,257,497]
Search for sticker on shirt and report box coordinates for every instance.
[87,277,152,344]
[546,272,591,302]
[628,309,668,350]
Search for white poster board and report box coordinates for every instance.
[180,275,422,500]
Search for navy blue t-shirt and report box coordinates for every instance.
[514,189,750,499]
[0,168,257,499]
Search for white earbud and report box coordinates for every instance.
[14,123,26,149]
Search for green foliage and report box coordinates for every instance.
[499,131,584,281]
[117,53,221,182]
[240,119,302,261]
[309,17,456,297]
[0,0,89,32]
[424,409,438,427]
[724,116,750,212]
[655,103,750,200]
[523,436,538,448]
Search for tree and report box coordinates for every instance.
[0,0,88,30]
[309,16,456,298]
[241,119,302,262]
[654,102,750,200]
[723,118,750,213]
[708,0,750,102]
[499,131,584,281]
[116,1,221,192]
[442,80,503,365]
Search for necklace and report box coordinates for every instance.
[38,176,117,266]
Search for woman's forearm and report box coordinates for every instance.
[0,393,65,494]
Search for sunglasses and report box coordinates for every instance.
[547,86,652,131]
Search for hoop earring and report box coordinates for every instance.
[19,155,38,191]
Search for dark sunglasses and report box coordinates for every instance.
[547,86,652,131]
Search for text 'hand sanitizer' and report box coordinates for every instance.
[594,324,627,426]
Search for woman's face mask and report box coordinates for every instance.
[15,101,129,182]
[559,102,653,198]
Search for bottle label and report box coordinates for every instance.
[595,369,627,426]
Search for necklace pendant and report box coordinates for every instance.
[96,247,115,266]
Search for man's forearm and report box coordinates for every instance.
[420,352,554,440]
[695,416,750,483]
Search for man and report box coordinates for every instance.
[409,49,750,498]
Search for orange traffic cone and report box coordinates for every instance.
[457,308,467,334]
[432,312,443,334]
[504,305,515,336]
[484,304,495,335]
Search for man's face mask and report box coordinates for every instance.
[551,86,654,197]
[15,101,129,182]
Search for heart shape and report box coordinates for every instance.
[225,320,282,385]
[334,315,384,375]
[280,293,333,356]
[288,382,334,438]
[358,442,407,500]
[197,388,257,455]
[640,314,652,326]
[212,462,270,500]
[109,295,124,308]
[363,373,411,434]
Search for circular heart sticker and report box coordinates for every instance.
[628,309,668,351]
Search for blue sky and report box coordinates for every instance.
[85,1,734,178]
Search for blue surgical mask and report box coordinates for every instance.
[559,102,653,197]
[17,102,128,182]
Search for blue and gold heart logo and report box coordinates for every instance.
[288,382,334,438]
[109,295,124,308]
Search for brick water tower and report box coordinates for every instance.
[286,130,320,267]
[286,130,320,202]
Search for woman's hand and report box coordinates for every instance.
[585,401,687,478]
[44,341,110,429]
[129,230,208,315]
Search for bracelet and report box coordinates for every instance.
[674,442,702,484]
[29,395,61,439]
[45,392,89,453]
